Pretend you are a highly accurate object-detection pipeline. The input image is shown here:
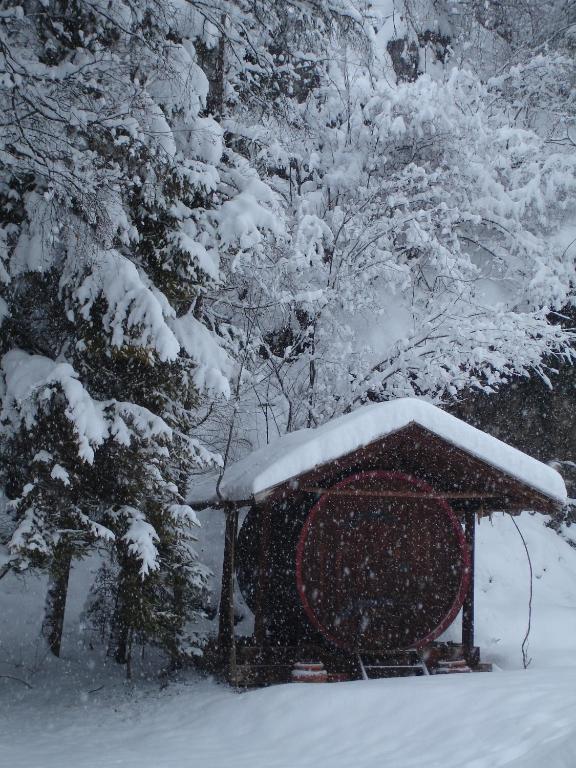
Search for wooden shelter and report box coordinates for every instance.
[191,399,566,685]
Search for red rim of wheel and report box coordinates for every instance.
[295,470,471,651]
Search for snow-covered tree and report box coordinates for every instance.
[234,16,576,434]
[179,0,373,453]
[0,0,276,663]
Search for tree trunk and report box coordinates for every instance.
[108,583,130,665]
[307,323,317,428]
[111,621,129,665]
[201,13,226,119]
[218,504,238,675]
[168,571,185,671]
[42,543,72,657]
[108,554,135,665]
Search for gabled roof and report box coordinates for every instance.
[189,398,566,510]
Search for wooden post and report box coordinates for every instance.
[218,504,238,681]
[254,503,272,646]
[462,507,476,658]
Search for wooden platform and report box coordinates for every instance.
[212,641,488,687]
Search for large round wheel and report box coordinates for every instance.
[295,471,470,651]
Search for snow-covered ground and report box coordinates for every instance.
[3,668,576,768]
[444,512,576,669]
[2,512,576,767]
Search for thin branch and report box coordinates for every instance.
[0,563,11,581]
[510,515,533,669]
[0,675,33,689]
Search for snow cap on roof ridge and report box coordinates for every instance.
[191,398,567,505]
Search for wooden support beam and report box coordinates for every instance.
[462,507,476,658]
[218,504,238,681]
[300,487,501,501]
[254,504,272,646]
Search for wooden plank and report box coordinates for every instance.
[462,508,476,654]
[218,504,238,680]
[300,486,502,500]
[254,423,559,515]
[254,503,272,645]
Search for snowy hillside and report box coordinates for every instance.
[2,513,576,767]
[445,513,576,670]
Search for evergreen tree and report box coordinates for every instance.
[0,0,275,663]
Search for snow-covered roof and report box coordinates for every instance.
[189,398,567,506]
